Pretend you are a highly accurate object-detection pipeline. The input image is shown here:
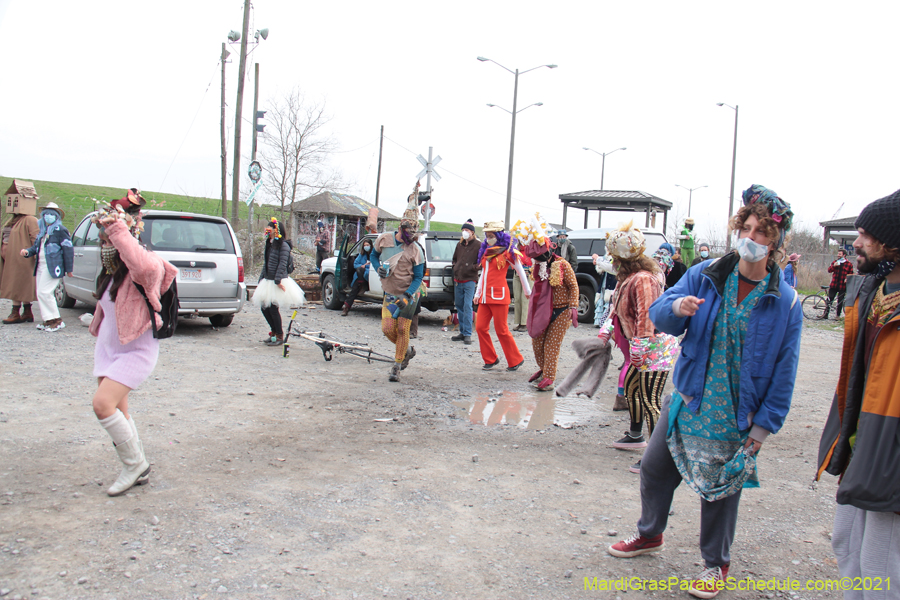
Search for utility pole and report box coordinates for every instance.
[220,43,228,219]
[375,125,384,207]
[504,69,519,231]
[425,146,433,231]
[248,62,260,275]
[726,105,739,251]
[230,0,251,226]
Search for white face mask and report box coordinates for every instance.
[461,230,471,240]
[486,236,497,246]
[736,236,770,263]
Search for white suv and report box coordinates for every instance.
[57,210,246,327]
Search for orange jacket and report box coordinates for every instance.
[816,275,900,512]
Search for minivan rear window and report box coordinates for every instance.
[142,217,235,253]
[427,238,459,262]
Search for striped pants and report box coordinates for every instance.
[623,365,669,437]
[531,311,571,381]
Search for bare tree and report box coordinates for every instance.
[259,89,344,236]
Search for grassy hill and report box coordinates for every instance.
[2,176,473,234]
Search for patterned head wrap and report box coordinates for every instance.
[652,249,675,275]
[741,184,793,232]
[605,220,646,260]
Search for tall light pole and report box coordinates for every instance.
[717,102,738,250]
[478,56,556,230]
[675,184,707,216]
[583,146,626,191]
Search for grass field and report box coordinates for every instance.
[1,176,469,234]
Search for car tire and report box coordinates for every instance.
[577,284,595,324]
[209,314,234,328]
[55,281,76,309]
[322,274,342,310]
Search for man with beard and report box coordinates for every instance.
[816,189,900,597]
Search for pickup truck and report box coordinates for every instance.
[319,231,460,313]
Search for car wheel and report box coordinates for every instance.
[209,314,234,327]
[577,284,594,324]
[322,274,342,310]
[55,281,76,309]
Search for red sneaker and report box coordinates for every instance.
[607,532,664,558]
[688,564,730,599]
[528,370,543,383]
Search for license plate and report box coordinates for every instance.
[180,268,202,280]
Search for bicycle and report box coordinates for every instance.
[802,286,845,321]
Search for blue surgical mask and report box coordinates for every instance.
[700,250,709,258]
[43,214,57,225]
[736,236,769,263]
[363,245,371,252]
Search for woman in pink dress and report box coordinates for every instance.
[88,192,177,496]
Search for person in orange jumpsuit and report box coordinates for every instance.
[474,221,526,371]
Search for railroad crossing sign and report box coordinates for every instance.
[416,153,442,182]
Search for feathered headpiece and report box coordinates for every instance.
[91,202,144,240]
[265,217,283,239]
[511,212,555,258]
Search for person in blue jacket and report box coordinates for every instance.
[607,184,803,599]
[341,239,374,316]
[21,202,74,332]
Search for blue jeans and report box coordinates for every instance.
[454,280,476,336]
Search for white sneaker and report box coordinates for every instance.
[36,322,46,330]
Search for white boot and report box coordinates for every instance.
[128,417,150,486]
[107,435,150,496]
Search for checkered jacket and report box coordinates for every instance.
[828,260,854,292]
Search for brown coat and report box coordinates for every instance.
[0,214,39,303]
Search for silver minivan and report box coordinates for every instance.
[58,210,246,327]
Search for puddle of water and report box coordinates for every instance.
[453,390,605,430]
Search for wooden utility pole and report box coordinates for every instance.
[248,62,260,275]
[375,125,384,207]
[220,42,228,219]
[230,0,251,226]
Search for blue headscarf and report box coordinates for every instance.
[658,242,677,256]
[37,208,63,240]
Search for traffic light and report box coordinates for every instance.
[255,110,266,134]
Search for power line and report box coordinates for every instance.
[158,59,220,191]
[383,135,559,213]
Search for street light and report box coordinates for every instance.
[717,102,739,250]
[675,184,707,217]
[582,147,626,191]
[479,56,557,229]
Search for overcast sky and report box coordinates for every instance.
[1,1,897,242]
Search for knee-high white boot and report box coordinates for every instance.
[128,417,150,486]
[106,419,150,497]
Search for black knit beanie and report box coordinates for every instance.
[461,219,476,233]
[856,189,900,249]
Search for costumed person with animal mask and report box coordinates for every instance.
[20,201,74,331]
[512,214,578,391]
[87,190,178,496]
[474,220,527,372]
[370,185,426,382]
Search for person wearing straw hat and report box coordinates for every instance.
[20,201,73,332]
[782,252,801,289]
[609,184,802,598]
[474,220,526,372]
[678,218,697,266]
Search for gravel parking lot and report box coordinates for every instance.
[0,297,846,599]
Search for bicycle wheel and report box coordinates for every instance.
[802,294,828,320]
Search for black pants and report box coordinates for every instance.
[826,287,845,317]
[316,247,328,270]
[345,276,369,309]
[261,304,283,337]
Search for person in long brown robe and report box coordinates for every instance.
[0,212,39,323]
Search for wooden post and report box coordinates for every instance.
[375,125,383,207]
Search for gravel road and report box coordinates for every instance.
[0,297,847,599]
